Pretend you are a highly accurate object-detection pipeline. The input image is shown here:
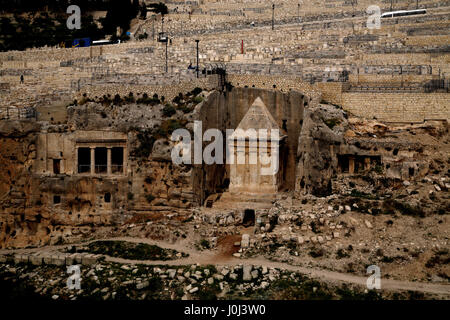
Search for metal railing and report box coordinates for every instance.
[95,165,107,174]
[77,164,124,174]
[78,165,91,174]
[111,164,124,173]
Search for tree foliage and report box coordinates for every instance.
[0,14,104,51]
[147,2,169,16]
[0,0,141,51]
[101,0,139,39]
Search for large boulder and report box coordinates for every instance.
[296,104,347,196]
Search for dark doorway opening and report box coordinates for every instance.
[104,192,111,203]
[53,195,61,204]
[282,119,287,132]
[409,167,415,177]
[95,147,107,173]
[243,209,255,227]
[112,147,124,173]
[370,155,382,165]
[78,148,91,173]
[354,156,365,173]
[53,159,61,174]
[222,178,230,189]
[337,155,349,173]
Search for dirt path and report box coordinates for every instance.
[2,236,449,296]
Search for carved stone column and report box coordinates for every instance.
[107,147,112,174]
[90,147,95,175]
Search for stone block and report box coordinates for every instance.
[65,253,78,266]
[189,287,199,293]
[82,253,98,265]
[14,253,29,264]
[168,269,177,279]
[42,253,53,265]
[241,234,250,248]
[29,253,43,266]
[52,254,66,266]
[136,280,149,290]
[243,265,252,281]
[13,254,22,264]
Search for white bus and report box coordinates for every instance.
[91,39,121,46]
[381,9,427,18]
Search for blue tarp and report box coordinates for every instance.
[72,38,91,48]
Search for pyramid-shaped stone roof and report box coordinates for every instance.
[237,97,279,130]
[230,97,285,141]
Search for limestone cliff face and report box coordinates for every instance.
[0,87,312,248]
[0,121,42,248]
[0,98,200,248]
[295,104,347,196]
[1,90,440,249]
[195,87,308,202]
[295,103,442,197]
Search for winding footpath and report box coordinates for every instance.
[1,236,449,297]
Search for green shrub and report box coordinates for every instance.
[199,239,210,249]
[177,105,193,114]
[336,286,382,300]
[82,240,186,261]
[425,249,450,268]
[268,277,332,300]
[136,93,160,105]
[156,119,186,137]
[373,164,384,174]
[162,104,176,117]
[145,194,155,203]
[172,93,183,104]
[113,94,122,105]
[132,129,155,158]
[383,199,425,218]
[336,249,350,259]
[350,189,377,200]
[323,118,340,129]
[309,247,324,258]
[196,283,220,300]
[192,96,203,104]
[124,92,135,103]
[190,87,202,96]
[138,32,148,40]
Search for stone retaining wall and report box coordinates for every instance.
[0,252,101,266]
[341,92,450,123]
